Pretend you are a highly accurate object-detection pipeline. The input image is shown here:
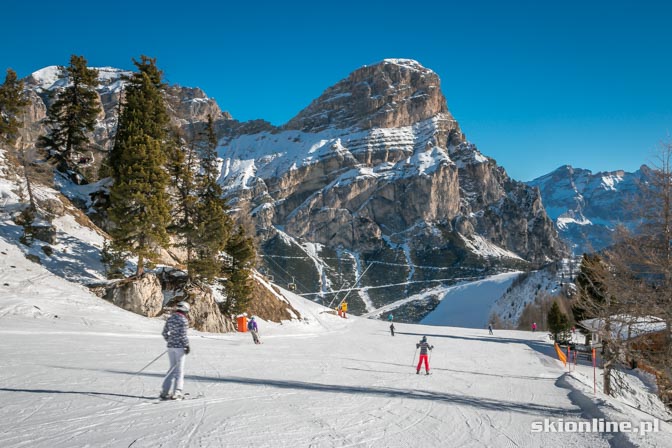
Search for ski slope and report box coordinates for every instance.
[421,272,520,328]
[1,237,671,448]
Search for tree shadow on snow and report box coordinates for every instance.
[338,358,557,382]
[100,369,577,417]
[395,331,557,360]
[0,387,154,401]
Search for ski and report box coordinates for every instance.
[155,392,204,402]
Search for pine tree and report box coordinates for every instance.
[108,56,168,177]
[166,125,198,269]
[0,68,29,145]
[189,114,232,281]
[107,56,171,277]
[1,67,36,240]
[37,55,100,173]
[547,301,569,342]
[572,253,608,323]
[220,225,256,314]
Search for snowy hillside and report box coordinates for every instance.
[421,272,520,328]
[0,152,109,284]
[1,236,671,447]
[490,260,578,328]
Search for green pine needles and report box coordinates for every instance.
[38,55,101,174]
[107,56,171,276]
[0,68,29,145]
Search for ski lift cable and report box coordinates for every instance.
[302,275,484,297]
[260,254,296,285]
[261,252,313,295]
[328,261,375,309]
[324,276,353,311]
[260,253,473,271]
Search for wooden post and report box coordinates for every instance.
[592,348,597,395]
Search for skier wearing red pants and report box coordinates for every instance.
[416,336,434,375]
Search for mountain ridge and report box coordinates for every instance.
[527,164,648,254]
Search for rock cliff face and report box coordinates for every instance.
[215,59,566,317]
[528,165,648,253]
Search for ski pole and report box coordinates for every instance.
[132,350,167,378]
[411,348,418,366]
[162,360,179,381]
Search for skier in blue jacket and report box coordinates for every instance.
[248,316,261,344]
[160,301,190,400]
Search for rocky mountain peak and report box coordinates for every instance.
[284,59,450,132]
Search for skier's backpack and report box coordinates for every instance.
[247,320,254,331]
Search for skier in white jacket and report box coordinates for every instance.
[160,301,190,400]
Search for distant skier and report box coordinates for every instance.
[160,301,190,400]
[340,301,348,319]
[488,323,493,335]
[248,316,261,344]
[416,336,434,375]
[532,322,537,333]
[390,322,395,336]
[388,313,394,322]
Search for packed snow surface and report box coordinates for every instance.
[1,237,671,448]
[421,272,521,328]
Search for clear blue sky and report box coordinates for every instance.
[2,0,671,181]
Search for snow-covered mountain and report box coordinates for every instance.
[14,59,568,323]
[214,59,566,318]
[528,165,648,254]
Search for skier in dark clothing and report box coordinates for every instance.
[160,301,190,400]
[488,323,493,335]
[248,316,261,344]
[416,336,434,374]
[390,323,395,336]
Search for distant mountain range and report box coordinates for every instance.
[527,165,648,255]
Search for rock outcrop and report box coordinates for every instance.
[245,274,302,323]
[104,274,164,317]
[157,269,234,333]
[164,286,235,333]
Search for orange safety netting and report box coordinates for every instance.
[554,342,567,365]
